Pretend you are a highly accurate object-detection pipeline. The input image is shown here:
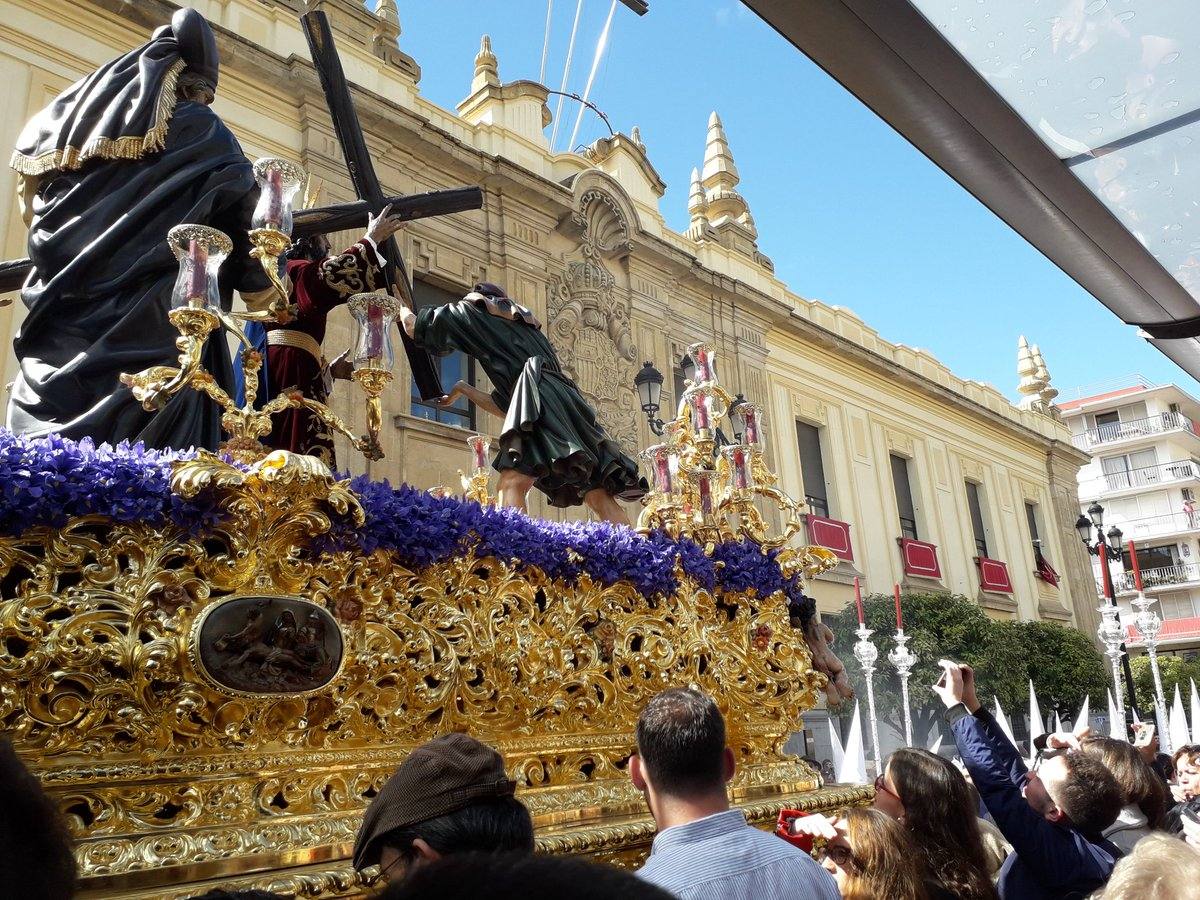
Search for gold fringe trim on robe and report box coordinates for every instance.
[9,58,186,177]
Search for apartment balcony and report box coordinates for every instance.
[1107,511,1200,543]
[1078,459,1200,500]
[1070,411,1199,452]
[1128,615,1200,647]
[1105,562,1200,596]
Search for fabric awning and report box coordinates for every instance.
[744,0,1200,378]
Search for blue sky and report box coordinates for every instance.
[398,1,1199,402]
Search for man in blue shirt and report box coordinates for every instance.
[632,687,840,900]
[933,660,1123,900]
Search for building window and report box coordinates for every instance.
[1094,410,1121,427]
[966,481,989,558]
[1025,501,1049,561]
[796,420,830,517]
[409,279,475,430]
[1099,448,1159,490]
[1125,543,1178,575]
[890,454,919,540]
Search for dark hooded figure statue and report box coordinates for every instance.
[6,7,273,450]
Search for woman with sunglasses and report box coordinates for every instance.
[793,807,928,899]
[871,749,999,900]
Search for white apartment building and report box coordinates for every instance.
[1061,377,1200,656]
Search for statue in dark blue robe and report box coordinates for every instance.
[6,8,271,450]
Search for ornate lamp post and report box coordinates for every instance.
[888,629,918,746]
[1075,503,1141,721]
[854,621,883,775]
[1131,584,1171,752]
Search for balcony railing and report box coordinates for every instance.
[1105,562,1200,595]
[1080,459,1200,496]
[1108,511,1200,541]
[1071,411,1197,450]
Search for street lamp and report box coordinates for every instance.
[1076,502,1141,721]
[727,393,748,443]
[635,361,666,435]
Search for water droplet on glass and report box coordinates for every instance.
[1164,100,1181,110]
[1084,0,1106,13]
[1037,77,1049,87]
[1088,76,1105,89]
[1163,52,1181,65]
[1111,105,1126,120]
[1021,47,1036,60]
[1115,10,1135,22]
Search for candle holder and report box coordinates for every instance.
[120,226,390,467]
[635,340,836,583]
[246,157,307,323]
[460,434,493,506]
[1097,603,1127,725]
[1132,592,1170,751]
[853,623,883,775]
[888,629,918,746]
[348,291,403,462]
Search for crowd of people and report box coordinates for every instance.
[7,672,1200,899]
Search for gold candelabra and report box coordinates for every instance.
[637,342,837,580]
[119,195,403,465]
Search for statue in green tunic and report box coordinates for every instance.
[400,282,647,525]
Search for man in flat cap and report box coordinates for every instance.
[353,733,534,885]
[8,7,273,450]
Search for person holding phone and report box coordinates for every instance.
[932,659,1124,900]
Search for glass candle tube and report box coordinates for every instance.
[728,445,752,490]
[167,225,232,309]
[348,292,402,369]
[742,404,762,447]
[690,390,712,432]
[687,342,717,384]
[467,434,490,473]
[251,158,307,234]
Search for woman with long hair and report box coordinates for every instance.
[873,748,999,900]
[796,807,928,900]
[1079,735,1166,852]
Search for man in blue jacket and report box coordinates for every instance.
[933,660,1123,900]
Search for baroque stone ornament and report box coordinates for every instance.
[0,446,868,897]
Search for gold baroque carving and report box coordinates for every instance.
[1,455,830,892]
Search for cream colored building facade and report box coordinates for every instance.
[0,0,1098,637]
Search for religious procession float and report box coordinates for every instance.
[0,7,868,897]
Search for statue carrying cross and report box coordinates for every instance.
[3,7,476,451]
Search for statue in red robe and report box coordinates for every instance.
[258,206,404,466]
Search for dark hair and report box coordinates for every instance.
[887,749,998,900]
[1057,753,1123,836]
[0,738,76,899]
[377,796,534,865]
[186,892,289,900]
[376,851,675,900]
[176,70,215,103]
[1173,744,1200,770]
[284,235,329,263]
[1080,736,1167,830]
[636,688,727,796]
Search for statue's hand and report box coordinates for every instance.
[367,203,404,244]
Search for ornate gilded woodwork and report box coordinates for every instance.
[1,451,856,896]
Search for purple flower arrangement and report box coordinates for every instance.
[0,428,796,605]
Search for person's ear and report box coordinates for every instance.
[630,753,648,792]
[1044,804,1066,825]
[722,747,736,784]
[410,837,441,866]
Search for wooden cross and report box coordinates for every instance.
[302,10,471,399]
